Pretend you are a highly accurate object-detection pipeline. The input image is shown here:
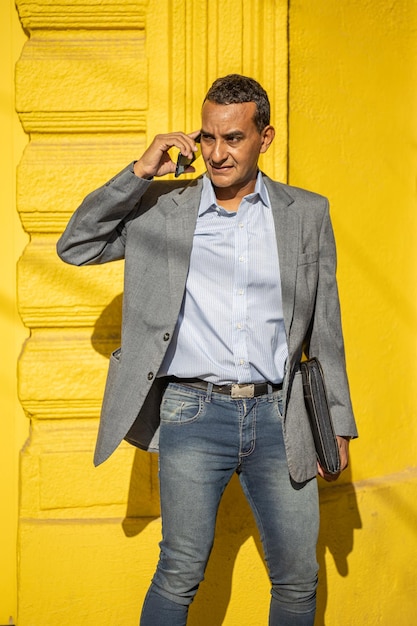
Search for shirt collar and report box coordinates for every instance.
[199,171,270,216]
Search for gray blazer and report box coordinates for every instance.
[57,164,357,483]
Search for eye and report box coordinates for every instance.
[201,133,214,143]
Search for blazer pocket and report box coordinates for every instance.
[110,347,121,362]
[298,251,319,266]
[101,347,122,414]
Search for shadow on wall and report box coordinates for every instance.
[120,455,361,626]
[91,293,124,358]
[316,471,362,626]
[188,470,362,626]
[91,294,362,625]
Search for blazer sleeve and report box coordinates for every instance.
[57,163,152,266]
[306,203,358,439]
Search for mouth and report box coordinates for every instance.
[210,164,233,172]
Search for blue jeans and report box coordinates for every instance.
[140,382,319,626]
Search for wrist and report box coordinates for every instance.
[133,160,153,180]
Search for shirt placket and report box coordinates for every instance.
[232,202,251,383]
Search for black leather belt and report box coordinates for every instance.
[167,377,283,399]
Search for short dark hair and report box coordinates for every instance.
[203,74,270,133]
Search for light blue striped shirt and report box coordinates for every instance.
[159,172,288,384]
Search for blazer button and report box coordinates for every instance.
[147,372,154,380]
[163,333,170,341]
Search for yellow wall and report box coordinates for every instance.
[289,1,417,623]
[290,1,417,481]
[5,0,417,624]
[0,2,28,623]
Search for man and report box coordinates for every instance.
[57,74,357,625]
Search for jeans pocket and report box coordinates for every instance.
[161,386,205,424]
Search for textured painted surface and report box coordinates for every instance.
[5,0,417,624]
[290,1,417,623]
[0,3,28,623]
[290,0,417,481]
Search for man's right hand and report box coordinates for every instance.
[133,131,200,179]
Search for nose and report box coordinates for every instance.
[210,139,227,164]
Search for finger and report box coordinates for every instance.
[169,132,200,155]
[178,135,200,158]
[317,461,341,482]
[317,462,325,479]
[188,129,202,144]
[321,471,340,483]
[149,134,190,159]
[175,131,200,157]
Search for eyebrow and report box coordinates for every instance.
[200,129,245,139]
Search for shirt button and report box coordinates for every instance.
[163,333,170,341]
[238,289,244,295]
[239,223,244,229]
[239,256,245,262]
[147,372,154,380]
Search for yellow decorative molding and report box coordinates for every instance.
[20,419,160,518]
[17,136,145,233]
[18,329,109,418]
[16,0,146,31]
[146,0,288,182]
[19,111,147,134]
[17,235,124,326]
[16,31,147,116]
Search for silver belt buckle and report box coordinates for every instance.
[231,383,255,399]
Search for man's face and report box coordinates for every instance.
[200,100,274,197]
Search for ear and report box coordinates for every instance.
[259,125,275,154]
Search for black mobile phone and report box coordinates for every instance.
[175,135,201,178]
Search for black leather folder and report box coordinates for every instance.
[300,358,341,475]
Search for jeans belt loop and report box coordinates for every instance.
[205,382,213,403]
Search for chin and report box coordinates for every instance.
[207,171,235,187]
[210,179,233,188]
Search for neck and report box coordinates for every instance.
[214,176,258,213]
[214,196,241,212]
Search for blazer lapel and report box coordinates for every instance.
[264,177,298,348]
[165,178,203,314]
